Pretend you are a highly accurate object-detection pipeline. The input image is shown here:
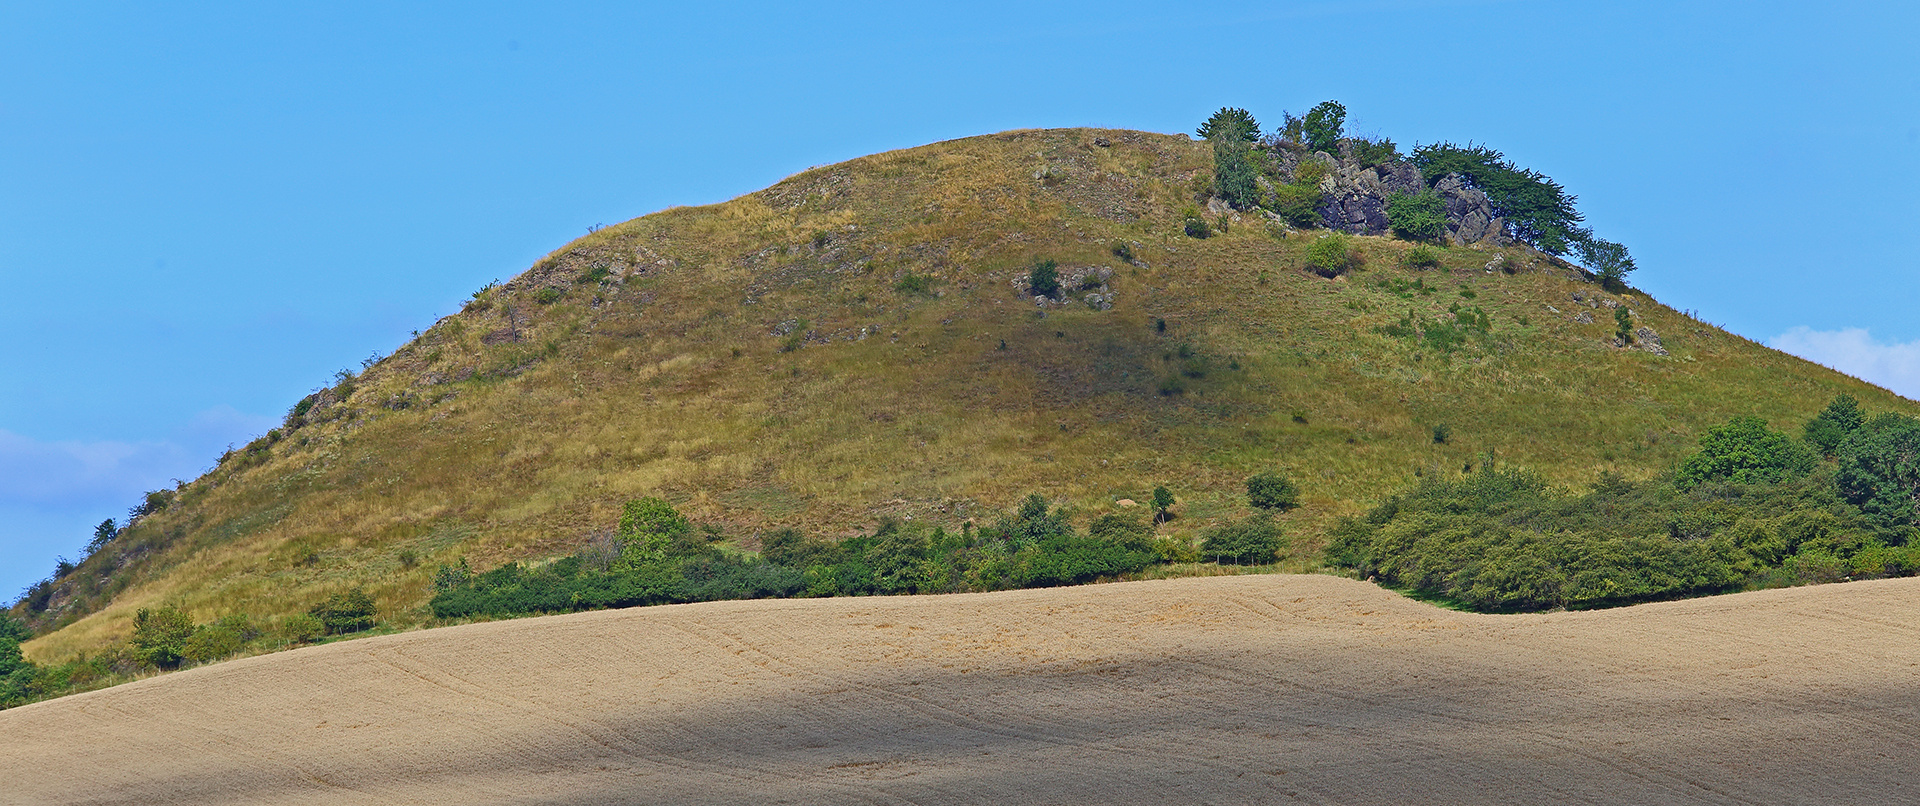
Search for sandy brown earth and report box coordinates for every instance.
[5,574,1920,805]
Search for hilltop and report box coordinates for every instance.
[13,125,1911,668]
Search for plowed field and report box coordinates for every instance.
[7,575,1919,805]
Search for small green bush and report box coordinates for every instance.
[1432,423,1452,444]
[1386,190,1447,242]
[1246,472,1300,511]
[1183,213,1212,239]
[533,287,563,305]
[1151,486,1176,522]
[1027,259,1061,298]
[1348,135,1400,167]
[1614,307,1634,344]
[279,613,326,644]
[131,607,195,668]
[1201,514,1286,564]
[308,588,376,635]
[1404,244,1441,269]
[1304,234,1359,278]
[1110,242,1135,263]
[1267,183,1323,228]
[895,272,936,297]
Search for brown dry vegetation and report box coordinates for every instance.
[22,128,1913,664]
[9,575,1920,804]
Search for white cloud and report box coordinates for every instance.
[1768,327,1920,401]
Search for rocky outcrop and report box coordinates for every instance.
[1316,157,1426,235]
[1254,143,1507,245]
[1432,173,1501,245]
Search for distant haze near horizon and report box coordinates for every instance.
[4,0,1917,598]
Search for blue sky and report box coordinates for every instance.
[4,1,1917,598]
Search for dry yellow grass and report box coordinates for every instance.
[24,128,1915,665]
[10,575,1920,803]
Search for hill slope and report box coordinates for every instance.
[21,127,1912,661]
[8,575,1920,804]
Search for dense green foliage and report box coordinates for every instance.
[1836,413,1920,528]
[1330,400,1920,612]
[1327,466,1908,611]
[1212,136,1261,210]
[430,496,1174,619]
[1409,142,1587,256]
[309,588,376,634]
[1675,416,1815,490]
[130,607,196,669]
[1197,107,1260,142]
[1201,515,1286,564]
[1385,190,1447,241]
[1805,394,1865,457]
[1027,259,1061,298]
[1246,472,1300,511]
[1301,101,1346,154]
[1304,234,1359,278]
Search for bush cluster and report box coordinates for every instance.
[431,495,1181,620]
[1328,397,1920,612]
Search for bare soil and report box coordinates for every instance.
[7,574,1920,804]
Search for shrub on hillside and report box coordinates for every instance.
[1182,211,1212,239]
[1676,416,1816,490]
[308,588,376,635]
[1404,244,1442,269]
[1305,234,1360,278]
[1201,514,1286,565]
[1246,472,1300,511]
[1267,183,1323,228]
[1386,190,1447,242]
[1028,259,1061,299]
[131,607,196,668]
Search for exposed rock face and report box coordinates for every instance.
[1432,173,1501,245]
[1316,157,1426,235]
[1632,326,1669,356]
[1254,143,1505,244]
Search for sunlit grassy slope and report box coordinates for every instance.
[24,128,1913,661]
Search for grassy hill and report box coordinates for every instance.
[18,127,1911,663]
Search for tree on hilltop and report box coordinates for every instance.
[1197,107,1260,142]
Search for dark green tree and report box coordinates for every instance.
[1385,190,1447,242]
[1196,107,1260,143]
[1614,307,1634,345]
[1675,416,1816,490]
[1246,472,1300,511]
[1027,259,1061,298]
[1201,514,1286,564]
[1805,394,1866,457]
[1576,236,1637,289]
[1835,413,1920,528]
[309,588,377,635]
[1410,142,1587,256]
[1301,101,1346,154]
[1150,486,1175,523]
[87,518,117,555]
